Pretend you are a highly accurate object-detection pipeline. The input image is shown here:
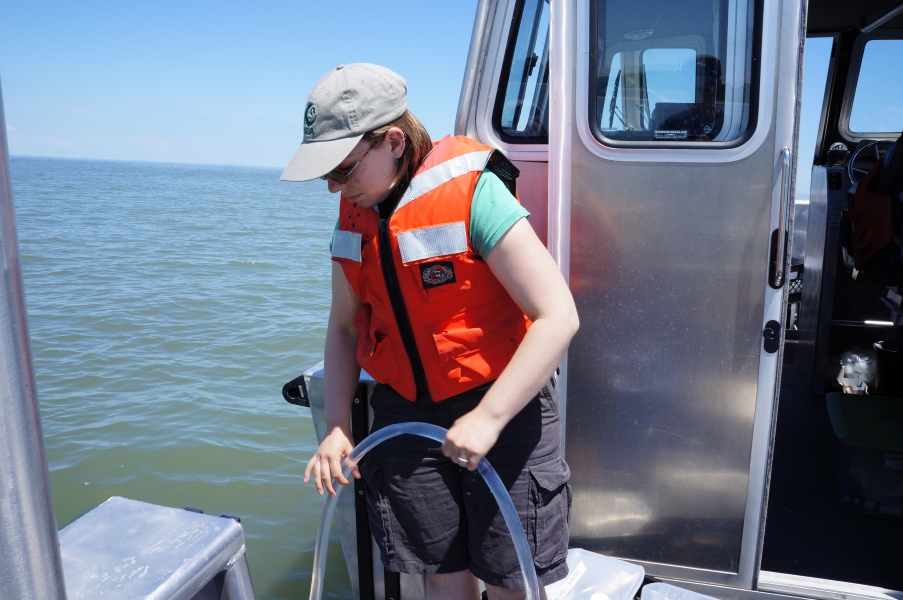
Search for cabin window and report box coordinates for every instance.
[589,0,758,146]
[848,39,903,135]
[493,0,550,143]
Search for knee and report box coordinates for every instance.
[484,582,548,600]
[425,571,480,599]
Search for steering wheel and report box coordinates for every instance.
[848,140,894,186]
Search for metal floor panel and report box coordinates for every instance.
[758,572,903,600]
[760,365,903,589]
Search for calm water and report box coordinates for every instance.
[10,155,353,599]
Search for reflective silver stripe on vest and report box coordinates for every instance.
[396,150,493,211]
[397,221,467,264]
[331,229,362,262]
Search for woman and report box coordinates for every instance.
[283,63,579,600]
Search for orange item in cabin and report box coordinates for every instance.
[848,163,895,268]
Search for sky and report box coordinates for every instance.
[0,1,478,168]
[796,37,833,199]
[848,39,903,134]
[1,3,898,176]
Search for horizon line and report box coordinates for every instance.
[9,153,287,171]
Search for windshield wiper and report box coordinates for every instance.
[608,70,621,129]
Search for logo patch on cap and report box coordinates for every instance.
[420,262,456,289]
[304,102,317,137]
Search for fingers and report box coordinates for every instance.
[342,456,362,480]
[305,454,326,496]
[322,458,337,497]
[440,440,456,463]
[456,454,481,471]
[304,456,315,484]
[304,455,326,495]
[441,440,482,472]
[329,453,350,487]
[303,430,360,496]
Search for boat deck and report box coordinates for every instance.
[761,364,903,590]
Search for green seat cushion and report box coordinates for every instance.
[826,392,903,453]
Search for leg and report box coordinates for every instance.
[484,582,548,600]
[425,570,480,600]
[363,385,471,584]
[462,382,570,597]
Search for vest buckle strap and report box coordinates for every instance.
[397,221,467,264]
[332,230,363,262]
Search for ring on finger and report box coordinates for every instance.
[456,456,470,464]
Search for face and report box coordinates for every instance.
[326,127,406,208]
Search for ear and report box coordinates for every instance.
[385,127,406,159]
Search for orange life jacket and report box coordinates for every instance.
[331,135,530,402]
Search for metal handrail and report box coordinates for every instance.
[455,0,495,137]
[773,147,792,288]
[0,78,68,599]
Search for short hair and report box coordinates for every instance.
[363,110,432,192]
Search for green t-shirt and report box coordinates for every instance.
[329,171,529,258]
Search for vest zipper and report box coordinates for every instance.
[378,218,431,401]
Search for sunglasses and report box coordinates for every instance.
[321,145,373,184]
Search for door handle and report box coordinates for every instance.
[771,147,792,288]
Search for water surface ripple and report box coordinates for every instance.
[12,156,351,599]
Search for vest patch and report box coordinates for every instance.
[332,229,362,262]
[396,221,467,264]
[419,262,456,288]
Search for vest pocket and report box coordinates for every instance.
[427,295,528,382]
[354,305,401,383]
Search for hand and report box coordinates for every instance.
[304,427,360,497]
[441,407,507,472]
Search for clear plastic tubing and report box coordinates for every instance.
[308,422,540,600]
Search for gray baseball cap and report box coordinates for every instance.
[281,63,407,182]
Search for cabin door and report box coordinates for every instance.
[548,0,803,588]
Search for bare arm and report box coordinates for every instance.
[304,262,364,496]
[441,218,579,468]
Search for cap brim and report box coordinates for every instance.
[280,134,364,182]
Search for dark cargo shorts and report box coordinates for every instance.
[359,376,571,589]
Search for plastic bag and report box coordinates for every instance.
[838,347,876,394]
[545,548,644,600]
[642,583,718,600]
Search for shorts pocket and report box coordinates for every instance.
[529,456,571,568]
[540,382,560,420]
[360,459,396,561]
